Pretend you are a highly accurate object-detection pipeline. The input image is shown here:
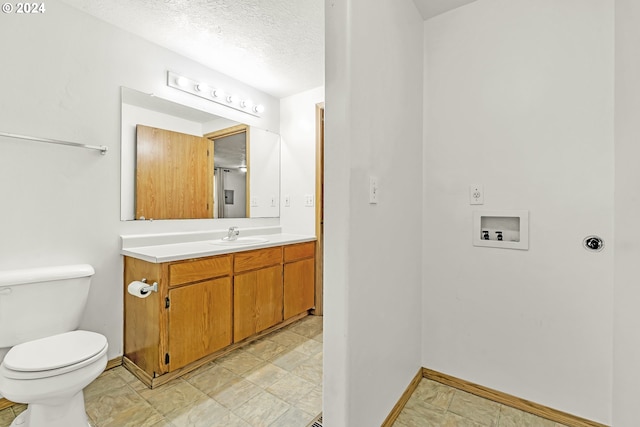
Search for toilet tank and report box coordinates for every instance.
[0,264,95,348]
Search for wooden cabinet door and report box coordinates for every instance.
[284,258,315,320]
[168,277,232,371]
[136,125,213,220]
[234,265,283,342]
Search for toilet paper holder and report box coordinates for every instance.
[138,278,158,294]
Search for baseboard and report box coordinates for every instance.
[422,368,609,427]
[380,367,423,427]
[0,356,122,410]
[0,398,13,411]
[105,356,123,371]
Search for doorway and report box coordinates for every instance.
[206,124,250,218]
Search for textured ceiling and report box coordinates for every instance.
[59,1,476,99]
[59,0,324,99]
[412,0,477,20]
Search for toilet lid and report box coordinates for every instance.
[3,330,107,372]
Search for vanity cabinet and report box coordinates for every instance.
[233,247,283,342]
[284,242,316,319]
[124,254,232,377]
[123,240,315,388]
[167,277,232,371]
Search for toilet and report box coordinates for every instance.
[0,264,108,427]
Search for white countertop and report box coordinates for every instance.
[121,232,316,263]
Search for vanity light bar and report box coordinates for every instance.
[167,71,265,117]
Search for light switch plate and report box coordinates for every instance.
[369,176,379,204]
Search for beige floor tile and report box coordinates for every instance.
[393,401,448,426]
[291,356,323,384]
[270,348,310,371]
[497,404,525,426]
[448,390,500,426]
[112,365,151,392]
[149,420,176,427]
[266,372,316,404]
[243,338,288,361]
[215,350,265,375]
[312,332,323,343]
[210,377,264,409]
[269,406,315,427]
[0,408,14,426]
[521,412,557,427]
[86,384,164,427]
[294,386,323,417]
[293,339,323,357]
[411,379,455,410]
[11,404,26,417]
[139,380,209,417]
[233,391,290,427]
[268,330,309,348]
[243,363,289,388]
[186,364,239,395]
[289,323,322,339]
[287,320,323,339]
[441,412,489,427]
[84,369,130,401]
[166,397,230,427]
[208,412,252,427]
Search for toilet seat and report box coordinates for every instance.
[1,330,107,380]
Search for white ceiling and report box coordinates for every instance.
[412,0,477,20]
[60,0,475,99]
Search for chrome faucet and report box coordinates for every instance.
[227,226,240,241]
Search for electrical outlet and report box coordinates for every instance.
[469,184,484,205]
[304,195,314,207]
[251,197,258,207]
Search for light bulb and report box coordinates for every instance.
[176,76,188,87]
[253,104,265,114]
[226,94,237,104]
[241,99,254,109]
[212,88,224,98]
[195,83,208,92]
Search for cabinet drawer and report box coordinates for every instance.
[169,255,232,286]
[284,242,315,262]
[234,247,282,273]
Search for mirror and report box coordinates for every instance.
[121,87,280,220]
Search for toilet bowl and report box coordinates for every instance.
[0,264,108,427]
[0,331,108,427]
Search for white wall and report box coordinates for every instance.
[249,128,282,218]
[423,0,614,423]
[220,170,247,218]
[0,2,281,361]
[280,86,324,235]
[324,0,424,425]
[613,0,640,425]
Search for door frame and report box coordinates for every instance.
[314,103,324,315]
[205,124,251,217]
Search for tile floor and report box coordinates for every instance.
[0,315,323,427]
[392,379,571,427]
[0,315,572,427]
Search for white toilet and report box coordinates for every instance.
[0,264,108,427]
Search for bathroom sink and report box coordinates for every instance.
[209,237,269,246]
